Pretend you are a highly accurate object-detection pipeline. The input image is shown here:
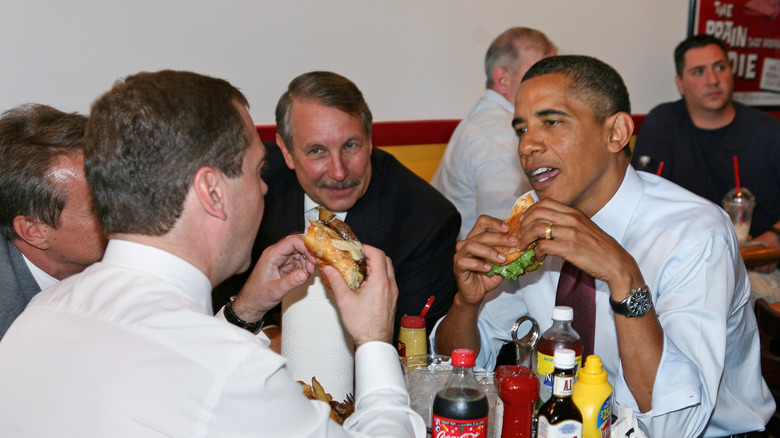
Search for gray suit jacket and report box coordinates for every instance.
[0,236,40,339]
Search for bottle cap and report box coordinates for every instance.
[578,355,609,384]
[451,348,477,367]
[553,348,576,369]
[400,314,426,329]
[551,306,574,322]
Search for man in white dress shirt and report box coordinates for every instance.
[0,70,424,437]
[0,103,107,339]
[433,55,773,437]
[432,27,556,239]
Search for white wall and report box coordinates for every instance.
[0,0,690,125]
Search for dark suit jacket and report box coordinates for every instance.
[214,144,461,342]
[0,236,41,339]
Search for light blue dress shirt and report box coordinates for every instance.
[432,166,774,437]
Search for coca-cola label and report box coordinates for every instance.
[431,414,488,438]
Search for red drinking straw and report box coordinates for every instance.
[733,155,741,192]
[419,295,435,319]
[656,161,665,176]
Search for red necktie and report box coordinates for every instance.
[555,261,596,358]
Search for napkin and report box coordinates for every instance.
[611,404,649,438]
[281,272,355,401]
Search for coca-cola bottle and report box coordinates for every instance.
[432,348,489,438]
[535,306,582,403]
[536,348,583,438]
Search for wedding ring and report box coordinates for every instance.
[545,223,553,240]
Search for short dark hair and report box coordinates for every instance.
[275,71,372,151]
[84,70,250,236]
[523,55,631,122]
[0,104,87,240]
[674,34,729,76]
[485,27,557,88]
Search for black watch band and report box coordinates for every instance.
[224,296,264,334]
[770,226,780,240]
[609,286,652,318]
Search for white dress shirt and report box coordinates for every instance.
[432,89,532,239]
[22,253,57,290]
[0,239,424,437]
[432,167,774,437]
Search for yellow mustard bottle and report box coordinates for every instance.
[397,314,427,359]
[572,355,613,438]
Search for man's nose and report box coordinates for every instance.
[328,154,347,181]
[518,131,544,159]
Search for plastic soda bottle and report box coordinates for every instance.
[536,349,583,438]
[432,349,489,438]
[535,306,582,403]
[572,355,613,438]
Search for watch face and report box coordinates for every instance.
[627,291,652,316]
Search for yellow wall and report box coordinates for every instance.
[379,136,638,183]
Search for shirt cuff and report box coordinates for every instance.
[354,342,408,401]
[630,332,702,420]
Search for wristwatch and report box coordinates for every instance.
[769,226,780,241]
[610,286,652,318]
[224,296,264,334]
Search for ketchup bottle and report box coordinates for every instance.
[535,306,582,403]
[432,349,489,438]
[494,365,538,438]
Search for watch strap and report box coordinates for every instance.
[770,226,780,240]
[610,285,651,318]
[224,296,264,334]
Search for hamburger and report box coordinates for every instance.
[304,207,367,291]
[486,193,543,280]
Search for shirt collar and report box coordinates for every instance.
[303,194,348,222]
[590,165,643,244]
[100,239,212,313]
[22,254,58,290]
[484,89,515,114]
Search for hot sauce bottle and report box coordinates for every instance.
[432,349,489,438]
[536,349,583,438]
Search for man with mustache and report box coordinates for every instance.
[213,71,460,353]
[632,34,780,281]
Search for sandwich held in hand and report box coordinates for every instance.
[487,193,543,280]
[304,207,367,291]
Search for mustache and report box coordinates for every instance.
[317,180,360,190]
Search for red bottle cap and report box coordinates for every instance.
[400,314,425,329]
[451,348,476,367]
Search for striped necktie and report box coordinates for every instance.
[555,261,596,358]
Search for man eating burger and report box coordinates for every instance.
[431,55,773,437]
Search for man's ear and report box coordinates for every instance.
[675,75,684,96]
[607,112,635,153]
[491,67,510,97]
[192,167,228,221]
[12,215,50,250]
[276,133,296,170]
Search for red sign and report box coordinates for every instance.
[692,0,780,106]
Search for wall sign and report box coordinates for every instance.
[690,0,780,107]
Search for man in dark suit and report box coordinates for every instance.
[0,104,107,339]
[214,71,460,351]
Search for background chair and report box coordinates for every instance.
[756,298,780,437]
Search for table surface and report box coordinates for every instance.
[740,245,780,268]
